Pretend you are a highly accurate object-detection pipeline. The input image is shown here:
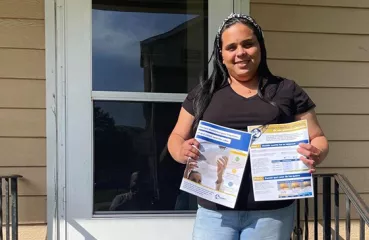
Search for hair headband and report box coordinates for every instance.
[216,13,263,52]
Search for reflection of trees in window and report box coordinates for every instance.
[93,102,192,212]
[93,106,140,211]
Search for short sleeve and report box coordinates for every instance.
[182,86,198,116]
[292,81,316,115]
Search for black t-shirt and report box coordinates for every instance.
[182,77,316,211]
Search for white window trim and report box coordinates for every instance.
[92,92,186,102]
[45,0,66,239]
[46,0,250,239]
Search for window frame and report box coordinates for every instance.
[48,0,251,235]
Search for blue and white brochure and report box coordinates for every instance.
[248,120,314,201]
[180,120,252,208]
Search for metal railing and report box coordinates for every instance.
[0,175,22,240]
[292,173,369,240]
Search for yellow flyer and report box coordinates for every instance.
[248,120,314,201]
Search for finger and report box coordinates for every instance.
[188,139,200,148]
[188,162,198,169]
[299,143,320,154]
[298,143,312,150]
[184,144,200,157]
[297,147,311,157]
[300,156,315,168]
[217,158,225,165]
[189,148,200,158]
[185,150,199,160]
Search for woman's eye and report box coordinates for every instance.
[226,46,236,51]
[243,43,253,48]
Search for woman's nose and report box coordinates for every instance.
[236,46,247,57]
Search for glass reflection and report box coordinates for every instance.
[92,1,208,92]
[93,101,198,212]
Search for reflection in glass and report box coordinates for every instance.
[92,1,208,92]
[93,101,197,212]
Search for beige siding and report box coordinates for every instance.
[0,167,46,195]
[0,0,46,235]
[251,0,369,221]
[0,0,44,19]
[0,79,45,108]
[0,19,44,49]
[0,138,45,166]
[251,4,369,34]
[0,109,46,137]
[0,49,45,79]
[320,142,369,168]
[268,60,369,88]
[265,32,369,61]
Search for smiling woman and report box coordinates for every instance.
[167,13,329,240]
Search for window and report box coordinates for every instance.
[92,0,208,213]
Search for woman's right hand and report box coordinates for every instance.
[178,138,200,164]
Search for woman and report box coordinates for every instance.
[168,13,329,240]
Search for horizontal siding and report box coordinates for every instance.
[319,142,369,168]
[17,196,46,224]
[0,109,45,137]
[265,31,369,62]
[0,138,45,166]
[0,49,45,79]
[318,115,369,141]
[0,0,46,233]
[0,0,44,19]
[251,2,369,216]
[0,19,44,49]
[252,4,369,34]
[1,196,46,224]
[0,79,45,108]
[268,60,369,88]
[0,167,45,195]
[251,0,369,8]
[305,89,369,114]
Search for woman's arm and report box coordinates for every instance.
[168,107,200,164]
[295,109,329,172]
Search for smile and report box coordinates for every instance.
[235,60,250,64]
[235,60,250,66]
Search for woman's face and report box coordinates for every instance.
[221,22,261,81]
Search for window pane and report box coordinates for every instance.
[92,1,208,93]
[93,101,196,213]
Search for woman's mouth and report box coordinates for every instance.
[235,60,250,67]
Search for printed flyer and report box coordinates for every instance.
[180,120,252,208]
[248,120,314,201]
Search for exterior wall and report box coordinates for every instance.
[0,0,46,239]
[251,0,369,238]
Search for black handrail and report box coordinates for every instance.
[0,175,22,240]
[292,173,369,240]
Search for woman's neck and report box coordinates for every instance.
[229,75,259,91]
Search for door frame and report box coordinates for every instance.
[46,0,250,239]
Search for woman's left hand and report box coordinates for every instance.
[297,143,322,173]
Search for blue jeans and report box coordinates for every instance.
[193,202,295,240]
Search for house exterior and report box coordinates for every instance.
[0,0,368,239]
